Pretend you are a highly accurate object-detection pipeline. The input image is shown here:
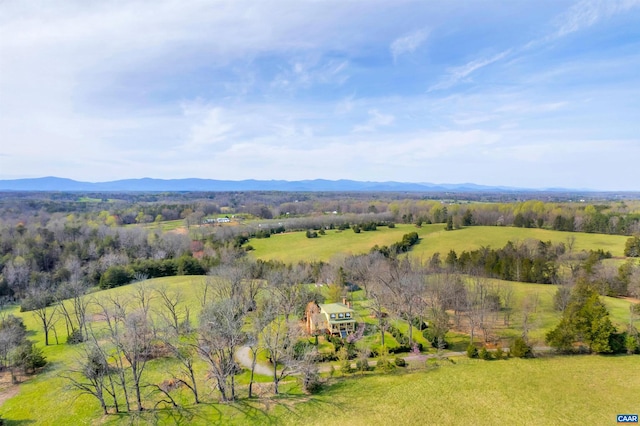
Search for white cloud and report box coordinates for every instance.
[182,107,234,152]
[271,58,349,91]
[554,0,640,38]
[353,110,395,132]
[429,49,511,91]
[390,28,429,61]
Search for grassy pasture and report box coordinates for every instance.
[274,356,640,426]
[129,219,186,232]
[247,225,630,263]
[409,226,629,259]
[246,224,436,263]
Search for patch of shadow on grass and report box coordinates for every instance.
[2,419,37,425]
[264,381,354,421]
[225,399,279,425]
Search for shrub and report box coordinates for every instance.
[66,329,85,345]
[494,346,505,360]
[376,358,395,372]
[355,358,370,372]
[14,342,47,373]
[466,344,478,359]
[99,265,133,289]
[479,347,492,360]
[337,347,351,374]
[375,346,395,373]
[510,337,533,358]
[394,357,406,367]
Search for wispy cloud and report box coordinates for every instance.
[429,49,511,91]
[271,58,349,91]
[554,0,640,38]
[181,106,234,152]
[353,109,395,132]
[390,28,429,61]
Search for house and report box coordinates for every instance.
[305,299,356,338]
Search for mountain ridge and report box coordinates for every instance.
[0,176,591,192]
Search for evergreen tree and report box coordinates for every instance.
[546,281,616,353]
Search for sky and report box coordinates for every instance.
[1,0,639,190]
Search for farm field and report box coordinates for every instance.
[246,224,630,263]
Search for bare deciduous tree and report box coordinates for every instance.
[24,282,58,346]
[198,298,246,401]
[260,313,303,395]
[62,341,117,415]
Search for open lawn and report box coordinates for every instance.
[129,219,186,232]
[247,225,630,263]
[246,224,436,263]
[275,356,640,426]
[6,351,636,425]
[409,225,630,259]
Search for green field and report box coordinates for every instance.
[129,219,187,232]
[5,347,638,425]
[247,224,630,263]
[273,356,640,426]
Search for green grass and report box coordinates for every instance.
[247,225,630,263]
[410,226,630,259]
[128,219,186,232]
[247,224,433,263]
[274,356,640,426]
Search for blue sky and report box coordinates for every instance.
[1,0,639,190]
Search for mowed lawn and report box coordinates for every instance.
[247,224,630,263]
[274,356,640,426]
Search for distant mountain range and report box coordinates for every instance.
[0,176,587,192]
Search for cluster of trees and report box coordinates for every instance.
[63,260,327,414]
[0,313,47,384]
[0,217,196,299]
[390,199,640,235]
[625,236,640,257]
[338,253,515,351]
[370,232,420,258]
[439,240,563,284]
[547,280,639,354]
